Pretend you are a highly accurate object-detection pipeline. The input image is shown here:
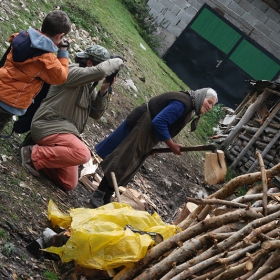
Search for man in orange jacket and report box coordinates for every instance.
[0,10,71,134]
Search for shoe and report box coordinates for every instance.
[103,189,114,205]
[21,146,40,177]
[89,189,105,208]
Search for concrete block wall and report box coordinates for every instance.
[148,0,280,61]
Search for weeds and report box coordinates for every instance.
[1,242,15,256]
[44,271,59,280]
[0,228,7,239]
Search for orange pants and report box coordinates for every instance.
[32,133,91,191]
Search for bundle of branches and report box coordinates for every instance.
[113,153,280,280]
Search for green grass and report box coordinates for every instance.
[44,271,59,280]
[0,0,221,146]
[0,228,7,239]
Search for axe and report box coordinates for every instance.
[150,143,227,185]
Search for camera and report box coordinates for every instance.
[57,39,70,49]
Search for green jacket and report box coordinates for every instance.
[31,58,123,141]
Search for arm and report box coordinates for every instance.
[152,100,185,155]
[65,58,124,88]
[89,76,117,120]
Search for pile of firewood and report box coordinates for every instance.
[218,81,280,175]
[112,156,280,280]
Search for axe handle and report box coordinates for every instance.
[150,144,217,154]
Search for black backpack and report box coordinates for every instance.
[0,45,50,136]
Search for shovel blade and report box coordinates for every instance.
[204,150,227,185]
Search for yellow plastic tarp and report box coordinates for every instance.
[45,200,179,270]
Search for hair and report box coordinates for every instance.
[41,10,71,37]
[206,88,218,103]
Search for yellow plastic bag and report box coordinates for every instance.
[45,200,178,270]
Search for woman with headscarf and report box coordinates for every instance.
[89,88,218,208]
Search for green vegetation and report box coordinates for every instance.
[44,271,59,280]
[1,242,15,256]
[119,0,160,52]
[196,104,225,142]
[0,0,222,144]
[0,228,7,239]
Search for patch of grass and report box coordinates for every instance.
[11,213,19,222]
[0,228,7,239]
[0,205,8,211]
[1,242,15,256]
[236,186,247,197]
[225,167,236,182]
[44,271,59,280]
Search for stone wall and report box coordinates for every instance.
[148,0,280,61]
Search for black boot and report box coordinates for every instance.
[89,189,105,208]
[103,189,114,205]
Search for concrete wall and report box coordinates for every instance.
[148,0,280,62]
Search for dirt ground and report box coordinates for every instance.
[0,88,222,279]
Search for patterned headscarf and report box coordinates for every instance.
[187,88,209,132]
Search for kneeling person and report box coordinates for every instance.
[21,45,124,191]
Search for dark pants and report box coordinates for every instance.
[0,106,13,134]
[98,176,114,193]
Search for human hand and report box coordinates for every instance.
[165,139,182,155]
[99,78,114,96]
[57,38,71,50]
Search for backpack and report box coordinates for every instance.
[0,45,50,137]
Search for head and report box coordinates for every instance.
[190,88,218,115]
[200,88,218,115]
[41,10,71,44]
[75,45,110,67]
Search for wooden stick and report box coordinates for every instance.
[256,151,268,216]
[218,242,260,265]
[259,267,280,280]
[247,249,280,280]
[230,99,280,168]
[113,209,262,280]
[186,197,248,208]
[168,210,280,280]
[178,163,280,230]
[110,172,121,203]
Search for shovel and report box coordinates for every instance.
[150,143,227,185]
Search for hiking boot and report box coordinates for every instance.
[21,146,40,177]
[103,190,114,205]
[89,189,105,208]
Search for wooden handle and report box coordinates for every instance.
[111,172,122,203]
[150,144,217,154]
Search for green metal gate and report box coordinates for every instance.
[163,4,280,107]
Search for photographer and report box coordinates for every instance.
[20,45,124,191]
[0,10,71,135]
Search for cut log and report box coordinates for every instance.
[173,202,198,225]
[79,176,98,191]
[119,189,145,211]
[204,150,227,185]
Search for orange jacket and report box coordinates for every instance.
[0,29,69,109]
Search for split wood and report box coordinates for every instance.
[112,162,280,280]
